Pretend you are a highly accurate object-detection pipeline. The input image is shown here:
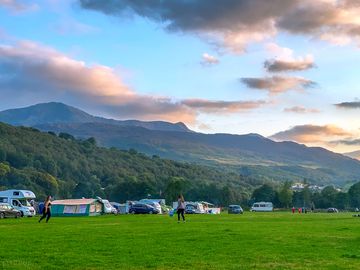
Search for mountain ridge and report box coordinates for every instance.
[1,102,360,186]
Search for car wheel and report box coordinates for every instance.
[149,211,153,214]
[20,211,24,217]
[0,213,4,219]
[130,210,135,214]
[15,212,21,219]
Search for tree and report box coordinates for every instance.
[0,149,6,162]
[348,182,360,208]
[252,184,276,202]
[164,177,188,204]
[278,181,293,208]
[0,163,10,178]
[321,186,338,208]
[302,185,311,208]
[334,192,349,209]
[58,132,75,141]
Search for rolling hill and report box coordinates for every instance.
[0,122,254,203]
[1,102,360,185]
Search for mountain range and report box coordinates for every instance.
[1,102,360,186]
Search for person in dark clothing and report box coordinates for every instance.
[39,195,52,223]
[177,194,185,223]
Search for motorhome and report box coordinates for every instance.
[0,190,36,217]
[250,202,273,212]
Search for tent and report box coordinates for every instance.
[51,199,103,217]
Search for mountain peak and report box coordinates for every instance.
[0,102,193,132]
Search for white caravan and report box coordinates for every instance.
[0,190,36,216]
[96,197,117,214]
[250,202,273,212]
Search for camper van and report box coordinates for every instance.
[250,202,273,212]
[0,190,36,217]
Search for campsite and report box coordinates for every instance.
[0,213,359,270]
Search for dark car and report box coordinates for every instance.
[327,208,339,213]
[228,205,243,214]
[129,203,159,214]
[0,203,21,219]
[185,204,197,214]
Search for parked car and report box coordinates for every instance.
[185,204,197,214]
[228,205,243,214]
[129,203,159,214]
[0,203,21,219]
[184,202,205,214]
[139,199,162,214]
[327,208,339,213]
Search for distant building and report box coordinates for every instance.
[291,183,305,192]
[308,185,324,192]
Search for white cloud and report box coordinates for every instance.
[200,53,219,66]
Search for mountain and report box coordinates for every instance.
[0,122,255,203]
[0,102,191,132]
[34,122,360,185]
[1,102,360,185]
[344,150,360,161]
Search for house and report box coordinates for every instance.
[51,198,103,217]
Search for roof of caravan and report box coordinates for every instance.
[51,199,99,205]
[0,190,36,198]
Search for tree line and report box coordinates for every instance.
[250,182,360,210]
[1,122,359,208]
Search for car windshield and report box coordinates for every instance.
[18,199,31,206]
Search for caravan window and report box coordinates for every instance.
[13,191,20,196]
[260,204,266,207]
[254,204,259,207]
[0,197,7,203]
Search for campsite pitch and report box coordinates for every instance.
[0,213,359,269]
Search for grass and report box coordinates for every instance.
[0,213,359,270]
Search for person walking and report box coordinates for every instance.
[39,195,52,223]
[177,194,185,223]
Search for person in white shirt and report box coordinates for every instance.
[177,194,185,223]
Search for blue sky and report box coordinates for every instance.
[1,0,360,154]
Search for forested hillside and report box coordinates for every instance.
[0,122,257,204]
[3,102,360,186]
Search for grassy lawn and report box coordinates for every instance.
[0,213,359,270]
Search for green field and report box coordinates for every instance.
[0,213,359,270]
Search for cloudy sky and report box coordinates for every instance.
[1,0,360,154]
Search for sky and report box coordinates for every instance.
[1,0,360,154]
